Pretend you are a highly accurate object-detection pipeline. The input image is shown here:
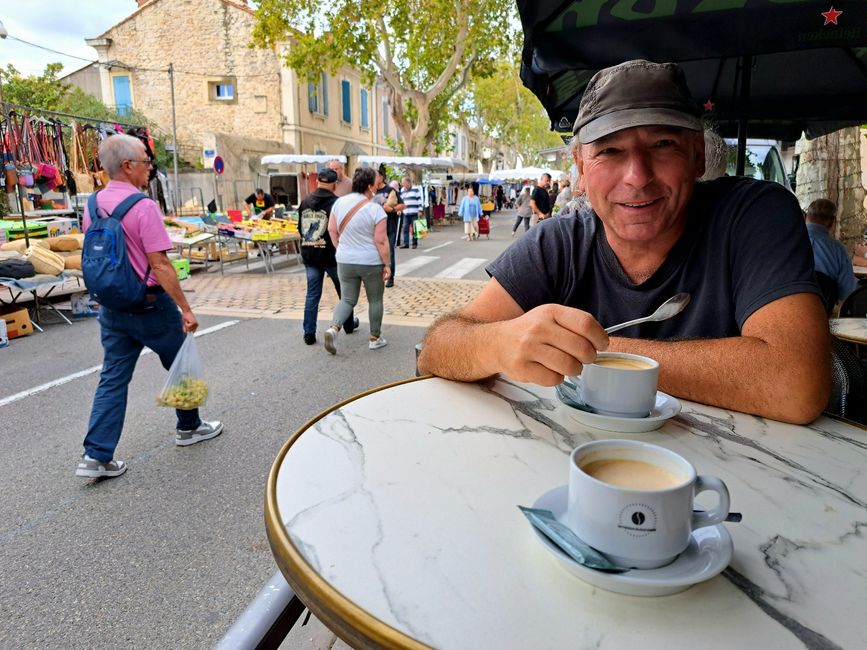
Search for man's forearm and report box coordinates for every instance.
[418,313,503,381]
[151,262,191,312]
[610,335,830,424]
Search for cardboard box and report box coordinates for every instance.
[70,292,100,318]
[35,217,80,237]
[0,307,33,338]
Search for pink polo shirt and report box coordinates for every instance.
[83,181,172,287]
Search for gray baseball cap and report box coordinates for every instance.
[573,60,703,144]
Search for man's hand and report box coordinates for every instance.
[182,308,199,333]
[419,279,608,384]
[488,304,609,385]
[382,266,392,282]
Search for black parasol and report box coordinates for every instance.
[518,1,867,172]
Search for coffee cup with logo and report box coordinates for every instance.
[570,352,659,418]
[566,439,730,569]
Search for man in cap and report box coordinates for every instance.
[418,60,828,424]
[296,167,358,344]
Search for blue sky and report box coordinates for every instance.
[1,2,147,76]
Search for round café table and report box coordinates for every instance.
[265,376,867,649]
[829,318,867,345]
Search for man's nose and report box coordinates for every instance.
[622,151,654,188]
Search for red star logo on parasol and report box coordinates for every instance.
[703,100,715,112]
[821,6,843,25]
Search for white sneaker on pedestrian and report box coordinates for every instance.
[369,336,388,351]
[324,327,339,355]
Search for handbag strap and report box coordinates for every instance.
[338,198,370,235]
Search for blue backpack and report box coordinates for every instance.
[82,191,151,311]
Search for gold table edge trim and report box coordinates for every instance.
[265,374,435,650]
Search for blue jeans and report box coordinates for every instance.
[83,293,201,462]
[401,213,419,247]
[386,215,397,279]
[304,264,354,335]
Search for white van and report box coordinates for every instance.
[724,139,793,191]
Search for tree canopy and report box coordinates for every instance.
[1,64,172,168]
[252,0,517,159]
[461,60,564,169]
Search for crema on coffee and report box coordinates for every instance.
[593,358,653,371]
[581,458,683,490]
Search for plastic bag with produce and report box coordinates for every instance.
[157,333,209,409]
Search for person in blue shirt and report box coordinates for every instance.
[458,186,483,241]
[805,199,856,302]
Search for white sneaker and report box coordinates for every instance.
[324,327,339,355]
[369,337,388,351]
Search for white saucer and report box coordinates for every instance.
[556,383,682,433]
[530,486,732,597]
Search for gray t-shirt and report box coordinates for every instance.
[487,177,819,339]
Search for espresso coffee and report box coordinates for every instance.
[581,458,683,490]
[593,357,653,371]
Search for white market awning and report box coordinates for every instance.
[488,166,564,181]
[357,155,468,170]
[261,154,347,165]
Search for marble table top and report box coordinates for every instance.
[830,318,867,344]
[266,377,867,649]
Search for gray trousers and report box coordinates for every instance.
[332,262,385,337]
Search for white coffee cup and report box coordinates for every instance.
[566,439,730,569]
[570,352,659,418]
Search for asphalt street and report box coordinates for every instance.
[0,207,522,649]
[0,314,430,648]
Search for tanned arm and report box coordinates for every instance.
[419,282,829,424]
[146,250,198,333]
[610,293,830,424]
[418,279,608,385]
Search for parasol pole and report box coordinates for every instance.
[735,55,752,177]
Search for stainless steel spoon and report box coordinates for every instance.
[604,293,691,334]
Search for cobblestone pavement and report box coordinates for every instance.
[183,271,487,327]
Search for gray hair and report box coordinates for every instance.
[99,134,145,178]
[700,130,728,181]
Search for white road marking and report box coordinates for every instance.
[422,241,454,253]
[395,255,438,277]
[434,258,487,279]
[0,320,239,408]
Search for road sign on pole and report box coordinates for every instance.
[213,156,225,176]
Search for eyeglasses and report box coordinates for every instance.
[126,159,154,168]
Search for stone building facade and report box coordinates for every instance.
[796,127,867,251]
[77,0,395,207]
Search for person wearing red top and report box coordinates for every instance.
[76,134,223,479]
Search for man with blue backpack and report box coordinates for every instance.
[76,134,223,479]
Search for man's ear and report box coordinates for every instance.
[575,150,587,193]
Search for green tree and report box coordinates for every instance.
[1,63,69,110]
[463,61,564,169]
[252,0,516,164]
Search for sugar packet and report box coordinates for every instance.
[519,506,628,573]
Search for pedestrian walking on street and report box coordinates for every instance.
[324,167,391,354]
[297,168,358,345]
[459,186,483,241]
[77,134,222,479]
[372,170,403,287]
[399,176,423,249]
[511,186,532,236]
[530,173,552,226]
